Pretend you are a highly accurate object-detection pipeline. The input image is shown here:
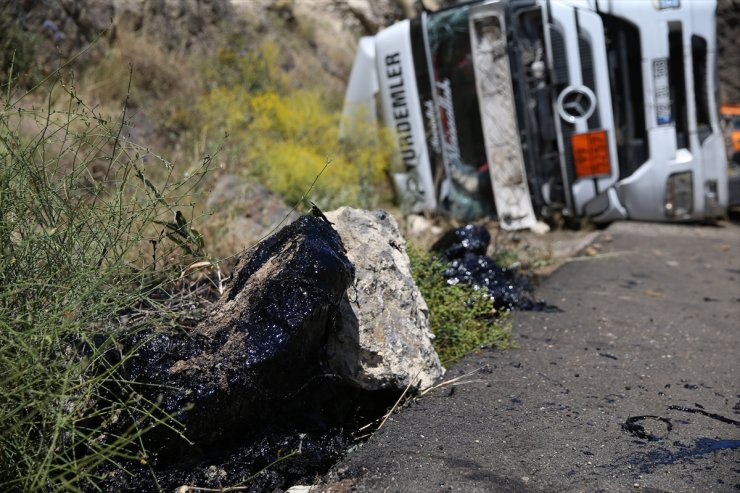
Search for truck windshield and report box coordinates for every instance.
[424,7,492,219]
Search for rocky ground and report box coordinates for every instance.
[717,0,740,104]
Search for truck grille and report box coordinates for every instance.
[579,36,600,128]
[550,28,568,85]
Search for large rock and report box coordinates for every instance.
[325,207,445,392]
[123,215,356,457]
[97,213,416,490]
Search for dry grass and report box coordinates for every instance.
[0,71,216,489]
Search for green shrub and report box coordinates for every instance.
[0,77,214,490]
[192,41,395,211]
[408,245,511,367]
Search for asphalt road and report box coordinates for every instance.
[324,221,740,492]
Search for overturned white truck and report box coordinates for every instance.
[343,0,728,229]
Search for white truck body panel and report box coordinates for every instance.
[374,21,437,212]
[342,37,379,130]
[342,0,727,227]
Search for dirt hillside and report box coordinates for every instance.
[717,0,740,104]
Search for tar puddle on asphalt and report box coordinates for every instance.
[622,402,740,475]
[668,405,740,426]
[629,438,740,474]
[622,416,673,441]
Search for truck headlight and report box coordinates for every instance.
[664,171,693,218]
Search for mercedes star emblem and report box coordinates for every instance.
[557,85,597,123]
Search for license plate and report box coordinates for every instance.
[653,59,672,125]
[655,0,680,10]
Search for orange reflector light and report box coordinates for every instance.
[571,130,611,178]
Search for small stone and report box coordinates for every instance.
[286,486,315,493]
[406,214,435,236]
[530,221,550,235]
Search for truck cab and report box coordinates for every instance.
[343,0,728,229]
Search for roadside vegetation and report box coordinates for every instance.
[192,40,395,212]
[79,31,396,260]
[0,68,221,488]
[0,7,516,489]
[408,245,512,366]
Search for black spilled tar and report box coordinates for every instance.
[629,438,740,474]
[622,416,673,441]
[668,405,740,426]
[431,224,558,311]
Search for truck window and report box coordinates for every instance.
[426,7,492,218]
[691,34,711,144]
[668,24,689,149]
[601,14,648,180]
